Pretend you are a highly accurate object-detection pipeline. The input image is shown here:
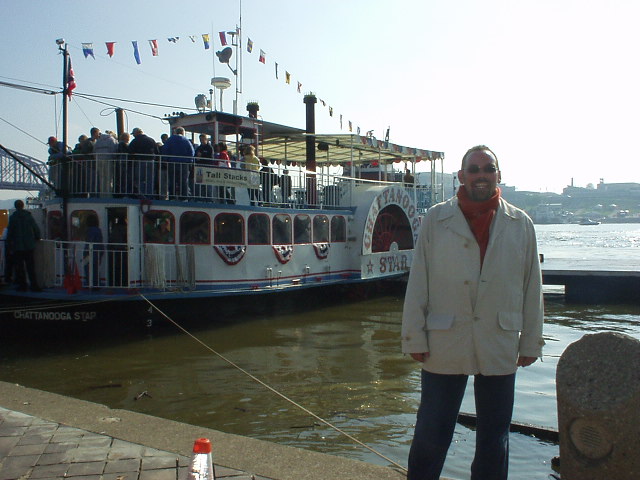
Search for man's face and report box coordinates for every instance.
[457,150,501,202]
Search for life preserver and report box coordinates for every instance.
[139,198,152,214]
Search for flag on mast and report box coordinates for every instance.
[202,34,210,49]
[66,56,76,99]
[106,42,116,57]
[259,49,266,64]
[219,31,227,46]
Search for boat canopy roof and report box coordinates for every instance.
[168,110,444,166]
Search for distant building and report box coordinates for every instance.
[564,181,640,196]
[596,182,640,194]
[530,203,572,224]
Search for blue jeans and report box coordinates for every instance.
[407,370,515,480]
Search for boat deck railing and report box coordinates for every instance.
[35,240,216,291]
[32,239,345,292]
[44,154,431,210]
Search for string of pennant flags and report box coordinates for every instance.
[77,29,367,136]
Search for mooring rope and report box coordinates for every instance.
[139,294,408,473]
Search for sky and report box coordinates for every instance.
[1,0,639,200]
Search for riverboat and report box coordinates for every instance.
[0,91,444,328]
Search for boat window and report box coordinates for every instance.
[179,212,211,244]
[294,214,311,244]
[331,216,346,242]
[248,213,270,245]
[70,210,99,241]
[214,213,244,245]
[143,211,175,244]
[272,214,291,245]
[47,210,64,241]
[313,215,329,243]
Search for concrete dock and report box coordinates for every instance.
[542,269,640,304]
[0,381,409,480]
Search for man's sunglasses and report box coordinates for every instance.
[465,164,498,174]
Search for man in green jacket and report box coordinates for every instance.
[7,200,42,292]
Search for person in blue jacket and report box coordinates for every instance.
[163,127,195,199]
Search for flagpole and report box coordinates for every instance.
[60,42,69,162]
[58,40,69,242]
[238,0,243,97]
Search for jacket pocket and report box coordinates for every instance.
[426,313,455,330]
[498,312,523,331]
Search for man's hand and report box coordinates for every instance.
[410,352,430,363]
[517,356,537,367]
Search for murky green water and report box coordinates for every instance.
[1,292,639,480]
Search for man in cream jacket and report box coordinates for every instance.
[401,145,544,480]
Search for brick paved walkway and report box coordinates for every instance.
[0,407,265,480]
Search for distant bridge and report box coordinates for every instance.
[0,147,50,191]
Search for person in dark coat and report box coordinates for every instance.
[128,127,159,197]
[260,158,279,204]
[83,215,103,289]
[6,200,41,292]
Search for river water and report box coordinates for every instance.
[0,223,638,480]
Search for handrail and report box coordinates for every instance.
[42,153,432,210]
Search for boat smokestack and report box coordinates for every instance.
[246,102,259,119]
[116,108,125,137]
[303,94,317,205]
[304,94,317,172]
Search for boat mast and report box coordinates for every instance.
[58,39,69,241]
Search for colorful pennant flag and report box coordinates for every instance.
[189,35,197,42]
[320,99,326,106]
[66,56,76,99]
[297,81,302,93]
[259,49,266,64]
[82,43,95,59]
[149,39,158,56]
[106,42,116,57]
[285,71,291,84]
[247,38,253,53]
[329,107,333,117]
[167,37,179,43]
[275,62,278,79]
[340,114,343,129]
[202,34,210,49]
[132,41,141,64]
[348,121,353,132]
[219,31,227,46]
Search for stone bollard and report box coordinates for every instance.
[556,332,640,480]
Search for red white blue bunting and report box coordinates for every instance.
[214,245,246,265]
[313,243,329,260]
[273,245,293,264]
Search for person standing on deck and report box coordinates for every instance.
[94,130,118,197]
[401,145,544,480]
[163,127,195,200]
[242,145,261,205]
[6,200,41,292]
[128,128,159,197]
[195,134,214,199]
